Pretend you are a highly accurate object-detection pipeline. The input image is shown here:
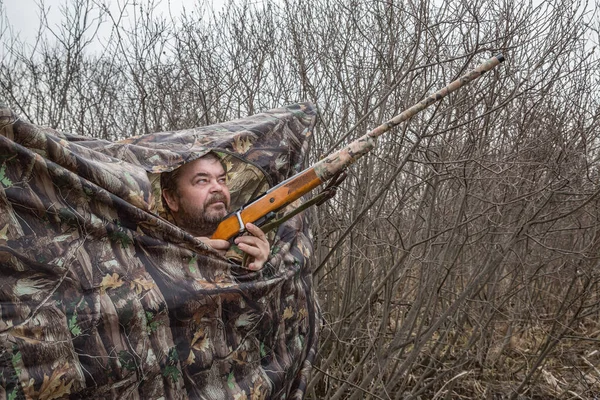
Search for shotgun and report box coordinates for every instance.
[212,54,505,241]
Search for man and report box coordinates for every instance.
[161,153,270,270]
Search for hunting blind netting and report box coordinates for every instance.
[0,102,320,399]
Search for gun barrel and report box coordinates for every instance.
[313,53,505,182]
[370,53,504,138]
[212,53,505,240]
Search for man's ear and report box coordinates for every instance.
[162,189,179,213]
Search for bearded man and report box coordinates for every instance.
[161,152,270,270]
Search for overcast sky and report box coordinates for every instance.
[3,0,225,50]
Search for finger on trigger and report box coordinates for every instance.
[246,223,265,238]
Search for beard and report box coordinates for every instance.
[177,193,229,237]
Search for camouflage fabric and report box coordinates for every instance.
[0,103,320,399]
[314,136,376,182]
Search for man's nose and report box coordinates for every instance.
[209,179,224,192]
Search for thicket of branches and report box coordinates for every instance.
[2,0,600,398]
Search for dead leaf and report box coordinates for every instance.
[100,273,124,294]
[191,327,210,351]
[233,136,253,154]
[184,350,196,366]
[283,306,294,320]
[130,278,155,294]
[233,392,248,400]
[24,362,74,400]
[251,380,265,400]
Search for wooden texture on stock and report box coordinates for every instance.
[211,168,323,240]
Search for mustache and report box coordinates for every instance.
[205,193,228,206]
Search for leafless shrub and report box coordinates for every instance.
[1,0,599,398]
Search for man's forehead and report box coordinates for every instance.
[181,156,226,176]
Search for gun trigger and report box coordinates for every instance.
[265,211,276,221]
[253,211,277,229]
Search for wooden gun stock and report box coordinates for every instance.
[212,53,505,241]
[211,168,323,240]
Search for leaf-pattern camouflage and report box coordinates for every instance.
[0,103,320,399]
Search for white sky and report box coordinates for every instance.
[2,0,225,51]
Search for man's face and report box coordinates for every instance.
[163,156,231,236]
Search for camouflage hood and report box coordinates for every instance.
[0,103,320,399]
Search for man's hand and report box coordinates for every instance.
[198,223,270,270]
[197,237,230,257]
[234,223,270,271]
